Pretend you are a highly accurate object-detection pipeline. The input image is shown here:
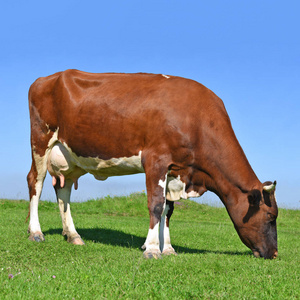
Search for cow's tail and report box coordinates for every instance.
[25,208,30,223]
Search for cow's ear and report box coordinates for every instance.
[248,189,262,206]
[263,181,277,193]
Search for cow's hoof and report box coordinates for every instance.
[143,250,162,259]
[68,235,85,245]
[162,248,178,256]
[28,232,45,242]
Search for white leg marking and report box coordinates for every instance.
[29,129,59,236]
[58,201,77,237]
[143,173,169,258]
[56,180,82,244]
[29,154,49,235]
[29,184,43,233]
[144,223,160,252]
[159,204,176,254]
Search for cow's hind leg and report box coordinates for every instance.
[159,200,177,255]
[27,155,48,242]
[54,178,84,245]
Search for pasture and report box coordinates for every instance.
[0,193,299,299]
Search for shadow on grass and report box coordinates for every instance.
[44,227,251,257]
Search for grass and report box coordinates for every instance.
[0,193,299,299]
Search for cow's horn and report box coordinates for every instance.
[263,181,277,193]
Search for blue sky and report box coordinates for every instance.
[0,1,299,208]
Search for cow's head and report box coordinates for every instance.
[231,181,278,259]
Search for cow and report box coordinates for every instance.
[27,69,278,259]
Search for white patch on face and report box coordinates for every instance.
[162,74,170,79]
[263,182,277,203]
[263,182,276,192]
[274,193,277,204]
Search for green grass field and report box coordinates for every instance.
[0,193,299,299]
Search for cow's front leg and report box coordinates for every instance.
[159,200,177,255]
[143,207,163,259]
[142,163,169,259]
[54,178,84,245]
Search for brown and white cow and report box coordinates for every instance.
[27,69,278,259]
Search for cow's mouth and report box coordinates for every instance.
[252,248,278,259]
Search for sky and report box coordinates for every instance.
[0,1,299,209]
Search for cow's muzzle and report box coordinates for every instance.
[253,248,278,259]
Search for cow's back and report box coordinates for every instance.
[29,70,227,160]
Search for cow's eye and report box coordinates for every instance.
[267,213,276,222]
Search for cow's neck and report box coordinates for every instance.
[195,131,261,206]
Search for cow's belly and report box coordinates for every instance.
[47,143,145,183]
[47,143,201,200]
[73,148,145,180]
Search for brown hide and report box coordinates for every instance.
[28,69,278,258]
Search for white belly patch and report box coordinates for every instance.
[48,142,201,201]
[47,143,145,187]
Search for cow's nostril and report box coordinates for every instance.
[272,251,278,259]
[252,250,260,258]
